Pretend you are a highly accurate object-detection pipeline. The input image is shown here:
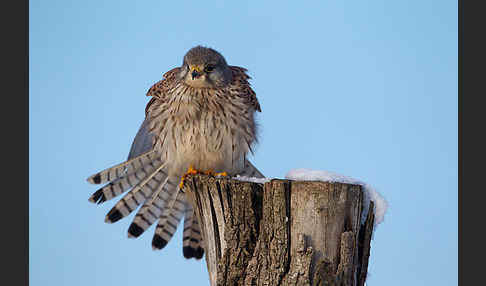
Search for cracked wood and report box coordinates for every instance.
[183,175,375,286]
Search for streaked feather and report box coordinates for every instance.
[87,46,264,261]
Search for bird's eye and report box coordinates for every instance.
[204,65,214,73]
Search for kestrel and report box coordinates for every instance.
[87,46,264,259]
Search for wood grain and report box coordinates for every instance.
[183,175,375,286]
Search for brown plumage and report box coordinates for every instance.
[87,46,264,260]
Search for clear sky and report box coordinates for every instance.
[30,1,457,285]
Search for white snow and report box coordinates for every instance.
[233,175,272,184]
[285,168,388,227]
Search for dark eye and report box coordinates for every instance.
[204,65,214,73]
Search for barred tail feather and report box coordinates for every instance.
[88,156,165,204]
[151,191,186,250]
[128,176,180,238]
[87,149,159,185]
[104,163,169,223]
[182,202,204,259]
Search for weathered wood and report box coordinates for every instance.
[183,175,375,286]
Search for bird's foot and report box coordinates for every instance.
[179,166,228,189]
[203,170,228,177]
[179,166,199,189]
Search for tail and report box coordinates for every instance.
[87,151,201,259]
[148,191,205,260]
[88,153,262,260]
[181,199,204,259]
[127,175,180,238]
[87,149,164,204]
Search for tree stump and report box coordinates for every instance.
[183,175,375,286]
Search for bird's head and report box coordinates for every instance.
[181,46,233,88]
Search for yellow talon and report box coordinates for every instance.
[179,166,196,189]
[179,166,229,189]
[187,166,198,175]
[179,177,185,189]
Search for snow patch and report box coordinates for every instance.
[285,168,388,227]
[233,175,272,184]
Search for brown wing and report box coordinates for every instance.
[229,66,262,112]
[145,67,181,115]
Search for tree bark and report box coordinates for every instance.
[183,175,375,286]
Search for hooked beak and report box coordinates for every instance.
[191,70,200,80]
[190,65,202,80]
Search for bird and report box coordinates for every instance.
[86,46,264,260]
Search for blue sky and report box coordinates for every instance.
[30,1,457,285]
